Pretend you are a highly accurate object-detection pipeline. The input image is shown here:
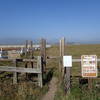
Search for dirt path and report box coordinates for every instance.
[42,77,58,100]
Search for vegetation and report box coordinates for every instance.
[0,44,100,100]
[53,44,100,100]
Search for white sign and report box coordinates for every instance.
[63,56,72,67]
[81,55,97,77]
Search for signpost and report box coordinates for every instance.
[63,56,72,94]
[81,55,97,77]
[81,55,97,91]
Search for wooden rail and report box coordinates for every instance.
[0,58,37,62]
[1,56,100,62]
[72,59,100,62]
[47,57,100,62]
[0,66,41,73]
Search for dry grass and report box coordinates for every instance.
[0,44,100,100]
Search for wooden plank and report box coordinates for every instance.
[47,56,60,59]
[0,66,41,73]
[72,59,81,62]
[73,59,100,62]
[37,56,43,88]
[0,58,36,62]
[23,59,37,62]
[0,59,13,61]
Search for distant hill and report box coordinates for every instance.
[0,38,100,45]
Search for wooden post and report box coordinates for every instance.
[25,40,28,56]
[88,78,93,100]
[37,56,43,88]
[62,38,65,77]
[40,39,46,72]
[25,40,28,79]
[30,40,33,57]
[59,37,65,76]
[59,39,62,73]
[60,37,71,94]
[30,41,34,68]
[64,67,71,94]
[88,78,93,91]
[13,59,17,84]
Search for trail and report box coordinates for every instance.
[42,77,58,100]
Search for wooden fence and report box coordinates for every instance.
[0,38,47,88]
[59,38,100,94]
[0,56,43,88]
[0,38,99,93]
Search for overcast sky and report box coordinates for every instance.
[0,0,100,43]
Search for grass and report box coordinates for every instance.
[0,44,100,100]
[0,53,50,100]
[52,44,100,100]
[0,83,49,100]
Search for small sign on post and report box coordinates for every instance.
[63,56,72,67]
[63,56,72,94]
[81,55,97,77]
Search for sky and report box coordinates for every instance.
[0,0,100,43]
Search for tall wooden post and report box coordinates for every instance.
[59,39,62,73]
[59,37,65,76]
[37,56,43,88]
[30,41,34,68]
[40,39,46,72]
[13,59,17,84]
[25,40,28,78]
[60,37,71,94]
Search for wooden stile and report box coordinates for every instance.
[0,56,43,87]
